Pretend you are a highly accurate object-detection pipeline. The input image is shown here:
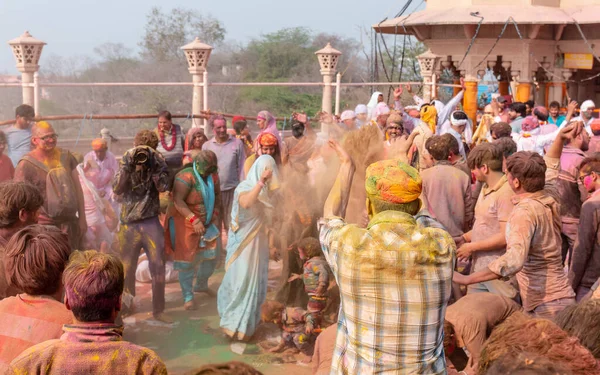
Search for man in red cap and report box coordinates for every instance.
[232,116,253,156]
[587,119,600,155]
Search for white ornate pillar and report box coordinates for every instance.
[8,31,45,109]
[181,38,213,131]
[417,49,440,103]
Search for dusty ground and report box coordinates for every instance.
[123,260,313,375]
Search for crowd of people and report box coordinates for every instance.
[0,83,599,375]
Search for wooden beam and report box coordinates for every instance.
[554,24,566,41]
[464,24,477,39]
[528,25,542,40]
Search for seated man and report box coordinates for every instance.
[0,181,44,299]
[9,250,167,374]
[444,292,522,374]
[0,225,72,370]
[319,140,455,374]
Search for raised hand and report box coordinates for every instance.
[328,139,351,164]
[567,100,578,115]
[393,86,403,100]
[293,112,308,124]
[260,168,273,183]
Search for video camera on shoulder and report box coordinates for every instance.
[129,145,155,171]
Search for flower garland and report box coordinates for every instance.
[160,125,177,151]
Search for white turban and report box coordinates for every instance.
[340,110,356,121]
[354,104,368,115]
[581,100,596,111]
[374,102,390,117]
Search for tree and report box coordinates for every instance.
[242,27,313,82]
[140,7,226,63]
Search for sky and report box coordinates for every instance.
[0,0,424,73]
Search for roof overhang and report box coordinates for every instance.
[373,5,599,35]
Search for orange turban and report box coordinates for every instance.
[258,132,278,147]
[591,119,600,135]
[91,138,107,151]
[365,159,422,204]
[420,105,438,134]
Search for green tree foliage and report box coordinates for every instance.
[140,7,226,63]
[242,28,313,81]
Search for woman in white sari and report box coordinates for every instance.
[217,154,280,341]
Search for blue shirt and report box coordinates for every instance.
[548,115,565,127]
[5,125,32,167]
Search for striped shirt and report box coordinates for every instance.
[0,295,72,371]
[319,210,455,374]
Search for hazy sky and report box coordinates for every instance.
[0,0,425,73]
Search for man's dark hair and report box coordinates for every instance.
[479,312,599,374]
[494,137,518,159]
[444,133,460,156]
[425,134,456,161]
[467,143,503,171]
[0,181,43,229]
[452,111,469,121]
[510,102,527,118]
[555,299,600,359]
[490,122,512,139]
[0,131,6,145]
[533,107,549,122]
[549,101,560,109]
[233,120,247,135]
[525,100,535,109]
[5,225,71,296]
[506,151,546,192]
[158,110,172,121]
[134,129,159,149]
[15,104,35,119]
[63,250,124,322]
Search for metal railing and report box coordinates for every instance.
[7,72,462,118]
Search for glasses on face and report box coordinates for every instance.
[578,173,593,183]
[39,134,58,142]
[484,111,494,115]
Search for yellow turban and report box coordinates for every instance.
[365,159,422,204]
[420,105,437,134]
[91,138,107,151]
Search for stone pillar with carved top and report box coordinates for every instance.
[417,49,440,103]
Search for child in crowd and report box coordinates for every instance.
[289,237,330,328]
[261,300,315,355]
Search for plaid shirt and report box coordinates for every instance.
[319,210,455,374]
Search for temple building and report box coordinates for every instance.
[374,0,600,121]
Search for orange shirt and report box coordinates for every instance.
[0,294,72,371]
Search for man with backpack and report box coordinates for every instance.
[14,122,87,249]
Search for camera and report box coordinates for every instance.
[133,147,150,166]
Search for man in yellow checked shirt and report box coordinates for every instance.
[318,140,456,374]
